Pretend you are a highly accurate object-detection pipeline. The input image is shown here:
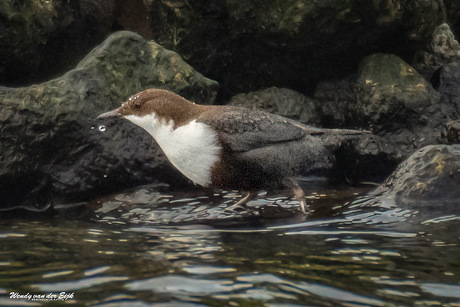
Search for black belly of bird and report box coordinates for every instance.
[211,153,282,191]
[210,138,326,191]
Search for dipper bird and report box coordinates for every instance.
[98,88,367,214]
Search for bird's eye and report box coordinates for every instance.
[133,101,141,110]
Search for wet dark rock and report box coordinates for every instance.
[229,87,321,126]
[0,0,153,86]
[149,0,446,98]
[111,0,153,39]
[227,54,460,183]
[230,55,451,158]
[439,118,460,144]
[413,23,460,80]
[313,54,458,158]
[228,87,396,183]
[375,145,460,208]
[0,0,110,85]
[432,61,460,114]
[2,1,454,98]
[0,31,218,211]
[445,2,460,36]
[355,54,440,129]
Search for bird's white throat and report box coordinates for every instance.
[125,113,221,187]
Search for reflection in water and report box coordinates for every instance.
[0,185,459,306]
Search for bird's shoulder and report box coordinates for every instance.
[196,106,314,152]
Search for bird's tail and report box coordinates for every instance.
[325,128,371,136]
[303,127,372,148]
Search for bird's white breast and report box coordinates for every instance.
[125,113,221,187]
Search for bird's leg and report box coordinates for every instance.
[235,191,258,206]
[285,178,310,214]
[293,185,309,214]
[227,191,258,211]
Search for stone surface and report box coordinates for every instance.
[229,87,321,125]
[228,87,400,183]
[0,0,153,86]
[439,118,460,144]
[431,23,460,60]
[432,61,460,112]
[444,2,460,36]
[149,0,446,98]
[0,31,218,210]
[1,0,455,98]
[0,0,108,85]
[413,23,460,80]
[355,54,439,128]
[313,54,456,159]
[227,55,460,184]
[377,145,460,208]
[2,1,460,215]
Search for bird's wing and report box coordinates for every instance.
[197,106,322,152]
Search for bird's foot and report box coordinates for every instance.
[226,203,246,212]
[226,191,258,212]
[299,199,312,215]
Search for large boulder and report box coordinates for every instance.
[313,53,457,158]
[0,31,218,211]
[355,54,441,130]
[373,144,460,209]
[336,144,460,227]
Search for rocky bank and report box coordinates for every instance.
[1,1,460,212]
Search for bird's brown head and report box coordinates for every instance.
[98,88,198,124]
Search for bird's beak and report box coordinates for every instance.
[97,109,121,119]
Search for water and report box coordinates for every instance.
[0,184,459,306]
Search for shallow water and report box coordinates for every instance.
[0,184,459,306]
